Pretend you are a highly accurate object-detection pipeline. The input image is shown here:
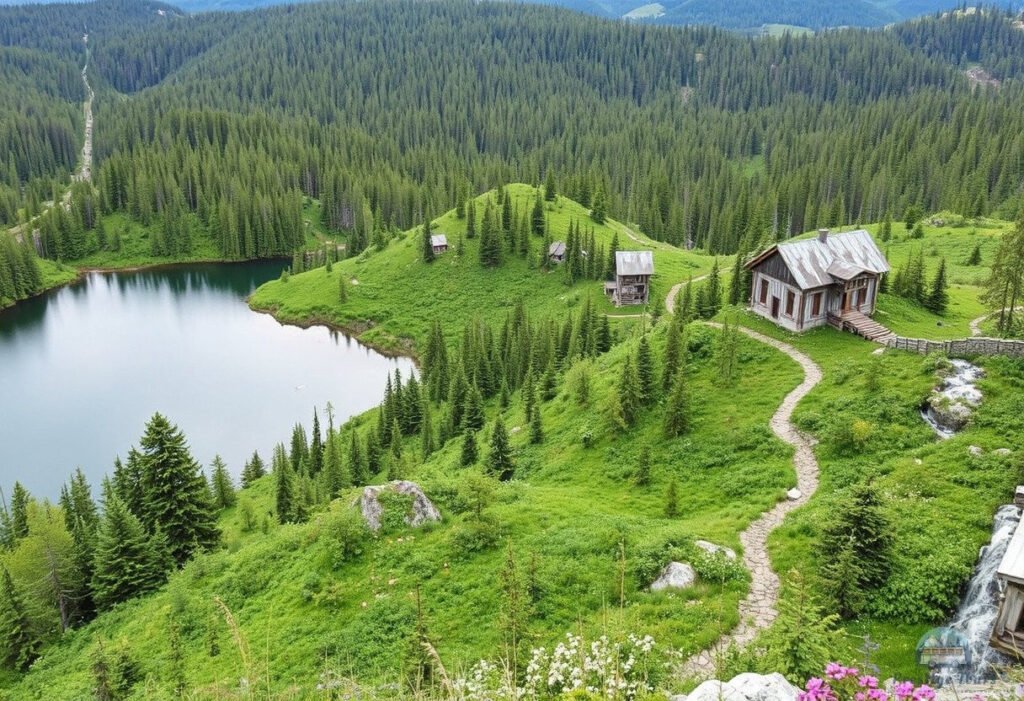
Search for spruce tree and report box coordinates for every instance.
[662,317,682,392]
[817,482,892,598]
[466,199,477,239]
[617,355,642,427]
[531,192,545,236]
[664,479,679,518]
[209,456,236,510]
[310,409,324,475]
[275,455,295,524]
[597,314,612,353]
[241,451,266,488]
[590,186,607,224]
[9,482,28,542]
[879,212,892,242]
[421,217,435,263]
[91,496,168,611]
[529,403,543,444]
[967,243,982,266]
[664,370,689,438]
[338,274,348,303]
[728,253,744,305]
[636,335,655,405]
[137,414,220,566]
[463,385,485,431]
[704,258,722,318]
[925,258,949,314]
[488,417,515,481]
[349,430,368,485]
[460,428,479,467]
[544,171,556,202]
[635,446,652,486]
[322,431,348,499]
[0,566,39,672]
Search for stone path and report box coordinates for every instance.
[680,324,823,676]
[664,274,708,315]
[970,308,1021,336]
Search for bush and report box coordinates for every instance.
[320,507,370,569]
[448,513,502,559]
[828,418,874,456]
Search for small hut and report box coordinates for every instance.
[548,241,566,264]
[606,250,654,306]
[430,234,448,255]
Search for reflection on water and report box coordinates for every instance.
[0,262,414,499]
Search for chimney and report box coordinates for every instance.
[818,228,830,243]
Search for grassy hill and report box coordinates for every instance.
[5,192,1022,696]
[250,184,721,355]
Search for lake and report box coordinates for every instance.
[0,262,414,500]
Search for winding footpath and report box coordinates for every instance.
[9,34,92,244]
[664,276,823,676]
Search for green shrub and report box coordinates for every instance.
[320,507,369,569]
[448,514,502,559]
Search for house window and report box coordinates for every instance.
[785,290,795,316]
[856,288,866,307]
[811,292,822,316]
[759,279,769,304]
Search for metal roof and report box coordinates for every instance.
[999,516,1024,585]
[430,234,447,247]
[549,241,566,256]
[615,250,654,276]
[774,230,889,290]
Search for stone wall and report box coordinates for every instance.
[887,336,1024,358]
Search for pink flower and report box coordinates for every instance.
[894,682,915,700]
[858,676,879,689]
[913,685,936,701]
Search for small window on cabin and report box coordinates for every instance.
[785,291,795,316]
[759,279,769,304]
[811,292,821,316]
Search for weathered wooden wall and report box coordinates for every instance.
[886,336,1024,357]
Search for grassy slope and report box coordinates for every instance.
[250,184,722,355]
[6,318,803,698]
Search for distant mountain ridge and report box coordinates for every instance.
[0,0,998,31]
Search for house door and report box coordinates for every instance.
[841,290,849,311]
[771,297,780,319]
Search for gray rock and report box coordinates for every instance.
[695,539,737,560]
[786,488,802,501]
[359,481,441,532]
[995,448,1013,456]
[650,561,696,592]
[682,673,800,701]
[969,445,984,457]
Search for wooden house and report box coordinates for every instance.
[549,241,566,264]
[430,234,448,255]
[606,250,654,306]
[992,490,1024,656]
[744,229,890,338]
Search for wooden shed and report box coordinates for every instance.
[606,250,654,306]
[745,229,890,337]
[430,234,448,255]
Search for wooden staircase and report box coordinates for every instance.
[829,310,894,344]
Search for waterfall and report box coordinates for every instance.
[921,359,985,438]
[937,505,1022,682]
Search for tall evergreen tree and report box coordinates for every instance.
[241,451,266,488]
[617,355,642,427]
[925,258,949,314]
[91,496,168,611]
[137,414,220,566]
[636,335,656,405]
[460,428,478,467]
[0,566,39,672]
[664,370,689,438]
[487,417,514,481]
[209,455,236,510]
[421,216,435,263]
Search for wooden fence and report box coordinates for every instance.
[886,336,1024,358]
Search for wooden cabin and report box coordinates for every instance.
[549,241,566,264]
[744,229,890,337]
[992,490,1024,657]
[430,234,448,255]
[606,250,654,306]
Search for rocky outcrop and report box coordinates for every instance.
[359,481,441,532]
[650,562,696,591]
[922,360,984,438]
[671,673,800,701]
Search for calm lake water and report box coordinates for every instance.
[0,262,413,500]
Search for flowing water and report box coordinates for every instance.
[936,505,1021,683]
[921,359,985,438]
[0,263,413,499]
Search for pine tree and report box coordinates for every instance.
[421,217,435,263]
[420,400,435,459]
[925,258,949,314]
[617,355,642,427]
[664,479,679,518]
[390,417,403,460]
[9,482,29,542]
[662,317,682,392]
[597,314,612,353]
[322,431,348,499]
[879,212,892,242]
[209,455,236,510]
[728,253,744,305]
[703,258,722,318]
[338,274,348,303]
[544,171,556,202]
[488,417,515,481]
[309,409,324,475]
[275,454,295,524]
[460,428,478,467]
[241,451,266,487]
[664,370,689,438]
[466,199,477,239]
[531,192,545,236]
[349,430,368,485]
[635,446,652,486]
[605,233,619,280]
[590,186,607,224]
[967,243,982,266]
[678,276,695,322]
[529,403,543,444]
[91,495,168,611]
[817,482,892,600]
[0,566,39,672]
[636,335,655,405]
[763,570,839,682]
[137,414,220,566]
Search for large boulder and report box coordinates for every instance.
[359,481,441,532]
[695,540,737,560]
[650,562,696,592]
[673,673,800,701]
